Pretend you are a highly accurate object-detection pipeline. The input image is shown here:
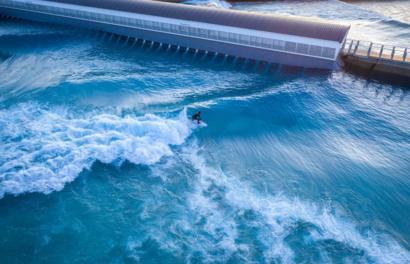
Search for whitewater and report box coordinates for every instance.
[0,104,192,197]
[0,0,409,263]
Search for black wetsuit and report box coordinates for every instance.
[192,113,201,124]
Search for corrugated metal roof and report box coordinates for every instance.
[47,0,350,42]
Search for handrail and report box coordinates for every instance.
[342,38,410,64]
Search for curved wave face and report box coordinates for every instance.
[0,1,410,263]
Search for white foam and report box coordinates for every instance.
[0,103,193,198]
[175,144,410,263]
[184,0,232,9]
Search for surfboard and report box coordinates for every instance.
[192,120,207,127]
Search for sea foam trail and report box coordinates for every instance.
[153,145,410,263]
[0,104,193,198]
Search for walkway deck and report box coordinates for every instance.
[341,39,410,85]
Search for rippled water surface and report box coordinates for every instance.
[0,1,409,263]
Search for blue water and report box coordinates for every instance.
[1,1,410,263]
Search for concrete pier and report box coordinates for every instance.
[0,0,350,70]
[341,39,410,86]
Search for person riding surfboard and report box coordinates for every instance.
[192,111,201,124]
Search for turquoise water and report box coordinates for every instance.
[1,1,410,263]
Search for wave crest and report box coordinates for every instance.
[0,103,192,198]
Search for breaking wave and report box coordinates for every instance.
[134,144,410,263]
[0,103,193,198]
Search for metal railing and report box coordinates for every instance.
[343,39,410,64]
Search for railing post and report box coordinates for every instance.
[379,45,384,58]
[347,40,354,54]
[404,48,408,62]
[342,39,347,51]
[353,40,360,55]
[367,42,373,57]
[391,46,396,60]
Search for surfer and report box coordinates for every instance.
[191,111,202,124]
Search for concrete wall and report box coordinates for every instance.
[0,5,336,69]
[342,55,410,87]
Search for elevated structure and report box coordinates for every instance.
[0,0,350,69]
[342,39,410,85]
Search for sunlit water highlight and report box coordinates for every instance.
[0,1,409,263]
